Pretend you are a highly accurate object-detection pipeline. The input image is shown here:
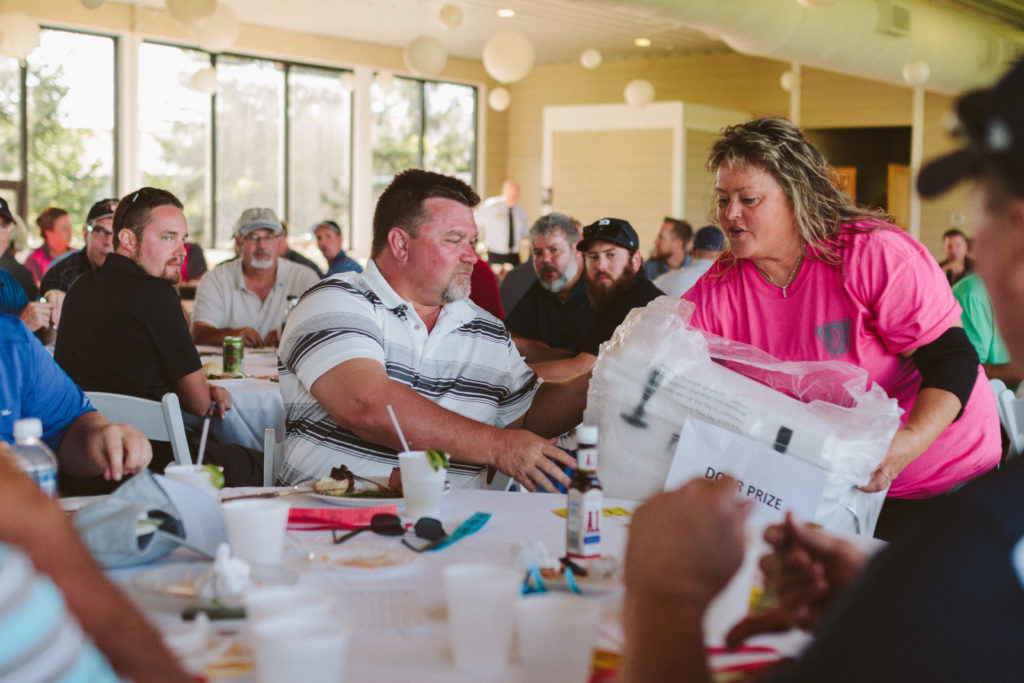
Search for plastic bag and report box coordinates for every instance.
[583,296,902,535]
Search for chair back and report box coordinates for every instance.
[263,428,284,486]
[86,391,192,466]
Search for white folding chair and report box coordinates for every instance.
[996,385,1024,459]
[263,428,285,486]
[86,391,192,465]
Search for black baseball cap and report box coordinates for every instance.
[314,219,341,234]
[918,59,1024,198]
[0,196,12,222]
[694,225,726,251]
[577,217,639,252]
[86,198,118,224]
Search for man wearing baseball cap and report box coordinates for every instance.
[313,219,362,277]
[40,198,119,297]
[654,225,726,297]
[532,217,663,379]
[192,207,318,348]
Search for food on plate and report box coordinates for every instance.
[201,362,222,378]
[311,465,401,498]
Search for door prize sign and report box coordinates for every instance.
[664,417,828,525]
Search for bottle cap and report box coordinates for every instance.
[576,425,598,445]
[13,417,43,440]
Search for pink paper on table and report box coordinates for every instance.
[287,505,398,530]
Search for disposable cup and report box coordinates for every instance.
[443,563,521,675]
[398,451,446,519]
[244,585,335,623]
[221,500,289,566]
[516,594,601,683]
[163,464,219,498]
[251,613,349,683]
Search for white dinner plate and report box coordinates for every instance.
[303,539,420,574]
[301,477,451,508]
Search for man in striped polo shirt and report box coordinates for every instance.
[279,169,589,491]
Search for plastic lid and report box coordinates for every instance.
[576,425,598,445]
[13,417,42,440]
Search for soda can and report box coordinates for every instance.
[223,336,244,376]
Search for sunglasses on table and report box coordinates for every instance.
[331,513,447,552]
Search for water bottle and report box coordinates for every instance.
[12,418,58,497]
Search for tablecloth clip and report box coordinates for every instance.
[522,564,548,595]
[563,566,581,594]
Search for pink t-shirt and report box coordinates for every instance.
[683,222,1000,498]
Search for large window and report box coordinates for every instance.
[139,42,211,242]
[372,75,476,202]
[0,29,116,230]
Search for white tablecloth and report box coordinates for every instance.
[197,346,284,451]
[110,488,637,682]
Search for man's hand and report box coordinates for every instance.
[236,326,263,347]
[261,327,280,348]
[626,476,752,607]
[19,301,53,333]
[209,384,232,418]
[725,511,868,647]
[81,418,152,482]
[491,430,574,492]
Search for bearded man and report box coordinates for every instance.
[530,217,664,380]
[276,169,591,491]
[192,207,318,348]
[506,213,595,360]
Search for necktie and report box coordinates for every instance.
[508,207,515,252]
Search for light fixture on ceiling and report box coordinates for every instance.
[634,38,651,47]
[497,9,515,18]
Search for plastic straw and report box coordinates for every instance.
[386,404,411,453]
[196,415,211,465]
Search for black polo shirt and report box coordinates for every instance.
[505,275,595,351]
[40,249,91,294]
[55,253,201,400]
[573,272,664,356]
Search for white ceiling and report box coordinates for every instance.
[128,0,1023,68]
[134,0,730,64]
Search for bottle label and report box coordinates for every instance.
[31,468,57,498]
[577,446,598,471]
[566,488,602,559]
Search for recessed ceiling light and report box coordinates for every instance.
[498,8,515,18]
[634,38,651,47]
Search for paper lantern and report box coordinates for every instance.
[482,31,535,84]
[797,0,838,7]
[375,71,395,94]
[80,0,105,9]
[580,49,602,70]
[780,70,801,92]
[439,4,463,30]
[902,60,930,87]
[191,3,240,54]
[624,79,655,107]
[166,0,216,26]
[0,13,40,61]
[189,67,218,94]
[404,36,447,78]
[488,87,510,112]
[339,72,355,92]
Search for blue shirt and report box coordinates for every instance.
[0,268,28,317]
[326,251,363,276]
[0,314,93,451]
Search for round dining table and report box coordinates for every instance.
[98,484,816,682]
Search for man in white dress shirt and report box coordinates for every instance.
[477,180,528,267]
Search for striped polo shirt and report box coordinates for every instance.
[277,260,540,487]
[0,542,119,682]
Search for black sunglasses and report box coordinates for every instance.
[582,222,624,240]
[331,513,446,551]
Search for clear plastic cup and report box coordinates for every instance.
[398,451,446,519]
[251,613,349,683]
[517,594,601,683]
[221,500,289,566]
[443,563,521,675]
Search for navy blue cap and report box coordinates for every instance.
[694,225,726,251]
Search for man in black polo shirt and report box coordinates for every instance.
[506,213,594,360]
[55,187,260,491]
[532,217,663,380]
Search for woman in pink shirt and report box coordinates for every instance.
[684,117,1000,540]
[25,206,73,285]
